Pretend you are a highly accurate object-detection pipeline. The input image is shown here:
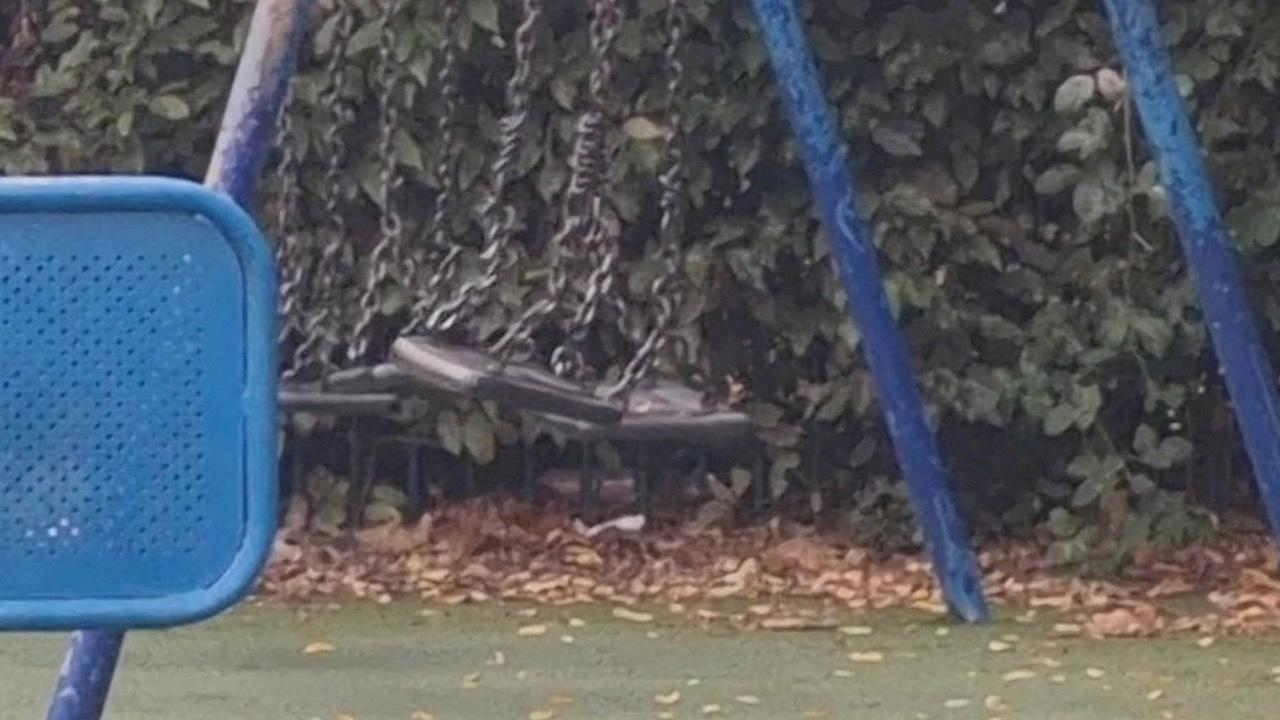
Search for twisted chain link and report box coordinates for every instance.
[274,86,309,377]
[549,0,625,380]
[406,0,465,329]
[291,0,357,379]
[604,0,688,398]
[491,0,623,369]
[351,0,406,362]
[424,0,544,334]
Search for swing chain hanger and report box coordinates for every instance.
[290,0,357,379]
[352,0,407,362]
[421,0,544,336]
[486,0,623,364]
[550,0,626,380]
[605,0,689,399]
[407,0,466,329]
[275,83,308,375]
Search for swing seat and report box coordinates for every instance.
[278,363,406,416]
[278,388,401,416]
[0,177,277,631]
[526,379,753,444]
[391,335,624,424]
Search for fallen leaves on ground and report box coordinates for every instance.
[1085,605,1163,638]
[259,496,1280,638]
[654,691,681,706]
[612,607,654,623]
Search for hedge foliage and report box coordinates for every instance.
[6,0,1280,566]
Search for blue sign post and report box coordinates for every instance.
[747,0,988,622]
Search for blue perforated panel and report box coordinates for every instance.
[0,177,278,631]
[0,212,244,597]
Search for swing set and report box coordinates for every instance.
[3,1,1280,719]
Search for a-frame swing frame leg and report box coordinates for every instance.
[746,0,989,622]
[1099,0,1280,542]
[43,2,312,719]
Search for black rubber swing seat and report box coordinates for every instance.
[277,364,407,416]
[525,379,753,445]
[390,335,625,424]
[277,388,401,415]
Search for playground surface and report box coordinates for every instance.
[3,602,1278,720]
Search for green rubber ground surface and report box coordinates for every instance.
[3,603,1277,719]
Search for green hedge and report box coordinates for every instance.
[7,0,1280,566]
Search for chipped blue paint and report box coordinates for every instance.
[207,0,312,207]
[45,3,310,719]
[1100,0,1280,543]
[45,632,125,720]
[747,0,988,622]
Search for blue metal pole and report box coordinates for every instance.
[45,632,125,720]
[746,0,988,622]
[1099,0,1280,540]
[208,0,313,207]
[45,3,311,720]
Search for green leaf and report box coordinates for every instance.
[437,410,463,456]
[1128,474,1158,496]
[147,95,191,121]
[1228,201,1280,249]
[1046,508,1082,539]
[1043,404,1077,436]
[770,452,800,490]
[871,124,923,157]
[463,409,496,464]
[1034,165,1079,195]
[468,0,500,33]
[1054,74,1096,113]
[849,437,876,469]
[393,128,425,173]
[364,501,403,526]
[1071,384,1103,431]
[1071,478,1101,508]
[1072,181,1107,224]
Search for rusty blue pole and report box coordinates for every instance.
[746,0,988,622]
[1099,0,1280,541]
[45,2,310,719]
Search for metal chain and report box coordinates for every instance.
[549,0,625,380]
[490,0,623,365]
[291,0,357,379]
[404,0,465,328]
[274,85,310,378]
[604,0,689,398]
[351,0,407,363]
[423,0,545,334]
